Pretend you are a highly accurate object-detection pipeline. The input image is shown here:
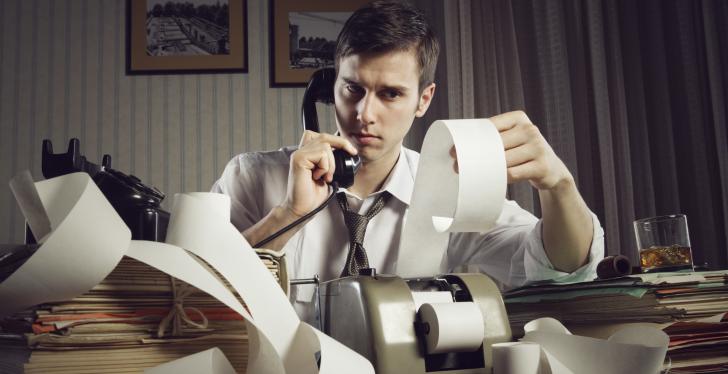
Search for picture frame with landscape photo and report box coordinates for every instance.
[127,0,248,74]
[269,0,368,87]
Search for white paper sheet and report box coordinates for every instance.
[9,170,51,242]
[1,172,374,374]
[125,241,250,319]
[0,173,130,315]
[521,317,668,374]
[165,193,300,345]
[144,347,236,374]
[398,119,506,277]
[491,342,541,374]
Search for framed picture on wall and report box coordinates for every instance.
[269,0,368,87]
[127,0,248,74]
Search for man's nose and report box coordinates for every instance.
[356,93,377,125]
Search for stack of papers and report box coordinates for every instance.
[504,270,728,372]
[0,254,288,373]
[661,313,728,373]
[2,173,373,374]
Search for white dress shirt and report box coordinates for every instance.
[211,146,605,324]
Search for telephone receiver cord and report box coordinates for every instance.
[253,182,340,249]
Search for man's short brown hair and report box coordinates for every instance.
[335,1,440,91]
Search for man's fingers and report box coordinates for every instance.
[310,148,330,181]
[448,145,459,174]
[504,146,535,168]
[295,142,336,182]
[326,146,336,183]
[297,132,357,184]
[506,161,540,184]
[315,133,358,155]
[299,131,357,157]
[489,110,532,132]
[299,130,320,146]
[500,127,530,150]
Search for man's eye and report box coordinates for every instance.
[345,85,363,95]
[381,90,401,99]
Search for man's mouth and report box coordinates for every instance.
[352,133,380,145]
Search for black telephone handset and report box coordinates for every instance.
[302,68,360,188]
[253,69,361,248]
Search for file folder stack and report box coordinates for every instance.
[504,270,728,372]
[1,252,287,374]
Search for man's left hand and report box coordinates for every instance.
[450,110,573,191]
[490,110,573,191]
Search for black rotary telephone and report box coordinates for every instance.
[39,138,169,242]
[301,67,360,189]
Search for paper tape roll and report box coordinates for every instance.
[419,302,485,354]
[186,192,231,222]
[398,119,506,277]
[411,291,453,311]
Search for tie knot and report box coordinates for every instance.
[337,192,390,219]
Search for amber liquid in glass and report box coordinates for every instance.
[640,245,693,272]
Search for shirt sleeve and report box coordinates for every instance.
[210,149,292,233]
[446,200,604,290]
[210,154,266,231]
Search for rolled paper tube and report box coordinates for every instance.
[596,255,632,279]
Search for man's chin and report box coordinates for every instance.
[356,147,380,163]
[358,145,399,166]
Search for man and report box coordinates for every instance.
[212,1,604,323]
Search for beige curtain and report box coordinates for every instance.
[416,0,728,268]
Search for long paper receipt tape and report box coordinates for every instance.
[0,172,373,374]
[398,119,506,277]
[522,317,668,374]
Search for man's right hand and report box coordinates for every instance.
[243,131,357,250]
[282,130,358,218]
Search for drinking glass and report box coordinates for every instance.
[633,214,693,272]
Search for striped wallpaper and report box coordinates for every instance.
[0,0,352,244]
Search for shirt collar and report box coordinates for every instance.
[377,146,415,206]
[337,147,416,205]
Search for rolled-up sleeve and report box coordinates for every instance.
[447,200,604,290]
[521,212,604,285]
[210,148,293,232]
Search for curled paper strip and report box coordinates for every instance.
[491,342,541,374]
[398,119,506,277]
[8,170,51,242]
[522,317,668,374]
[0,173,130,314]
[145,347,236,374]
[1,172,374,374]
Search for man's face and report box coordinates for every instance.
[334,50,435,164]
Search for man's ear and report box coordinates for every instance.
[415,83,436,117]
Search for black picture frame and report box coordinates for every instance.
[269,0,368,87]
[127,0,248,75]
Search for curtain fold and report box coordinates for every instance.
[438,0,728,268]
[702,1,728,268]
